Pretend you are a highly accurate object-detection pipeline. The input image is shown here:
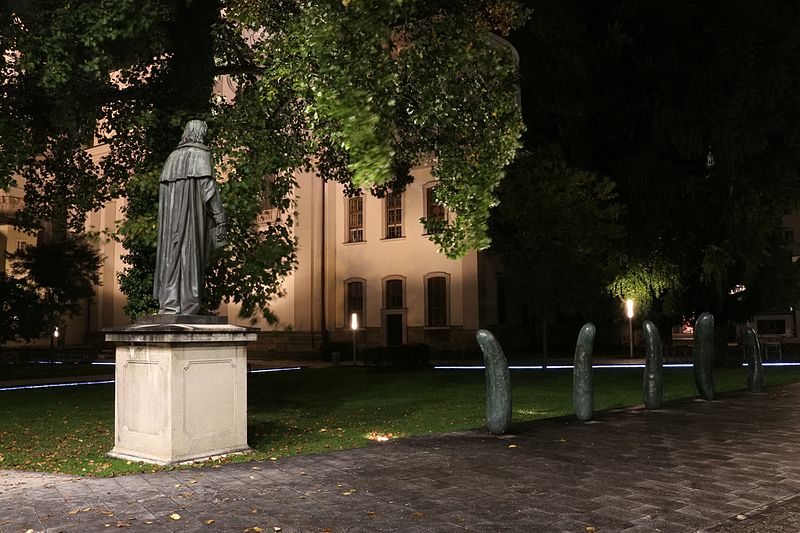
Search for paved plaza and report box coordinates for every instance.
[3,381,800,532]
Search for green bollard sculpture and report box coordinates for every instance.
[693,312,715,401]
[476,329,512,434]
[744,326,764,393]
[642,320,663,409]
[573,323,596,421]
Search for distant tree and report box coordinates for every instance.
[2,1,528,322]
[489,147,624,360]
[511,0,800,355]
[0,272,46,344]
[9,237,103,342]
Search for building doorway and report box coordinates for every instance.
[386,313,404,346]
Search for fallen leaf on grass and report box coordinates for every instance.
[341,489,356,496]
[170,513,181,520]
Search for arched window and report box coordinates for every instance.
[425,275,449,327]
[346,279,365,325]
[384,278,404,309]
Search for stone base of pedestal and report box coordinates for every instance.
[104,320,257,465]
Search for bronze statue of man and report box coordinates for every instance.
[153,120,227,315]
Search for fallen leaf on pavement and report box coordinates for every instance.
[413,512,425,518]
[170,513,181,520]
[585,527,596,532]
[508,444,518,448]
[736,514,748,520]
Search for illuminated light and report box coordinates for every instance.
[366,431,394,442]
[626,299,634,319]
[92,361,115,366]
[249,367,303,373]
[0,380,114,392]
[729,284,747,295]
[350,312,358,330]
[53,326,59,338]
[435,363,697,371]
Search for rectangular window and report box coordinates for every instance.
[385,279,404,309]
[16,241,28,252]
[426,187,445,223]
[348,196,364,242]
[427,276,447,326]
[386,191,402,239]
[346,281,364,323]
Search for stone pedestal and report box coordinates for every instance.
[104,318,257,465]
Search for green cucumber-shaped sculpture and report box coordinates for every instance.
[693,312,715,401]
[642,320,663,409]
[476,329,512,434]
[573,323,596,421]
[744,326,763,393]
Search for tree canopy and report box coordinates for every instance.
[510,0,800,338]
[1,0,527,321]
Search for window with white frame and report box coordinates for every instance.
[385,191,402,239]
[348,196,364,242]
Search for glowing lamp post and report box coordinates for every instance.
[625,299,634,358]
[350,313,358,365]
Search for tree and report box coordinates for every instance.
[489,147,624,359]
[7,236,103,344]
[511,0,800,354]
[0,272,46,344]
[2,1,528,322]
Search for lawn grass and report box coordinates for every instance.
[0,365,799,477]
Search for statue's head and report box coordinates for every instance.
[180,120,208,145]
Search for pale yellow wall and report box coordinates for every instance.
[329,166,478,337]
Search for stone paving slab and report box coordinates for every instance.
[4,383,800,532]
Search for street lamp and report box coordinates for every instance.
[625,299,634,358]
[350,313,358,365]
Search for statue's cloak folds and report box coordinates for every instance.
[153,142,223,315]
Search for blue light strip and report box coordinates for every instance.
[91,362,115,366]
[0,367,303,392]
[433,362,798,371]
[0,380,114,392]
[249,367,303,373]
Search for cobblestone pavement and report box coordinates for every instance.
[4,383,800,532]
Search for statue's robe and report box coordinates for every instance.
[153,142,225,315]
